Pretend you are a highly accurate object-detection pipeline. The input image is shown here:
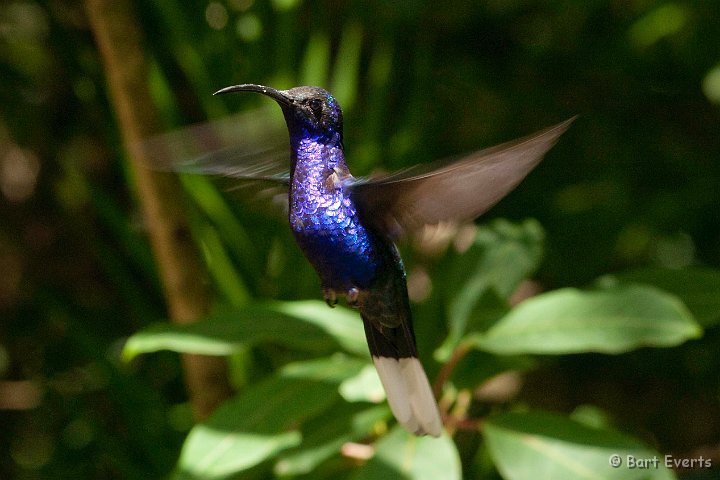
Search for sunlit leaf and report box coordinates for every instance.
[123,301,366,360]
[175,357,358,479]
[352,426,461,480]
[281,354,366,383]
[271,300,369,356]
[484,411,676,480]
[274,402,385,477]
[469,285,701,355]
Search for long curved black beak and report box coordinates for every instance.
[213,84,292,106]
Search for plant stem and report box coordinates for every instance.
[85,0,233,420]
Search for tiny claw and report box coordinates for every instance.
[325,169,341,191]
[346,287,360,307]
[323,288,338,308]
[325,166,351,191]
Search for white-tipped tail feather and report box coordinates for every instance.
[372,356,443,437]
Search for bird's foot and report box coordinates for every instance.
[323,288,338,308]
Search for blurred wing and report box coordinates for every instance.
[173,144,290,183]
[352,117,575,239]
[133,107,291,185]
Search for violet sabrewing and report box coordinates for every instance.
[211,84,575,437]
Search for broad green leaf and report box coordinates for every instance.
[352,426,461,480]
[484,411,676,480]
[175,357,357,479]
[274,403,386,477]
[281,354,366,383]
[272,301,368,356]
[273,361,391,477]
[123,301,367,360]
[604,267,720,327]
[437,219,545,359]
[469,285,702,355]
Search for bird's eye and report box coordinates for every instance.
[308,98,323,119]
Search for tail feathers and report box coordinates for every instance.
[362,316,442,437]
[372,356,443,437]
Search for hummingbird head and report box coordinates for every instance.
[214,84,343,144]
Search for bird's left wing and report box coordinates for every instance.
[351,117,576,239]
[134,107,291,185]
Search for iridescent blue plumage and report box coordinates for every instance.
[288,136,381,291]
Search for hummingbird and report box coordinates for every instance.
[182,84,573,437]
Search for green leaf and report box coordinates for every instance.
[437,219,545,359]
[484,411,676,480]
[123,301,367,360]
[352,426,461,480]
[271,301,369,356]
[280,354,367,383]
[274,402,385,477]
[175,357,355,479]
[604,267,720,327]
[469,285,702,355]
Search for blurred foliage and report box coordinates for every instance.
[1,0,720,479]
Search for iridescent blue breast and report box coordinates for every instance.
[289,138,382,290]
